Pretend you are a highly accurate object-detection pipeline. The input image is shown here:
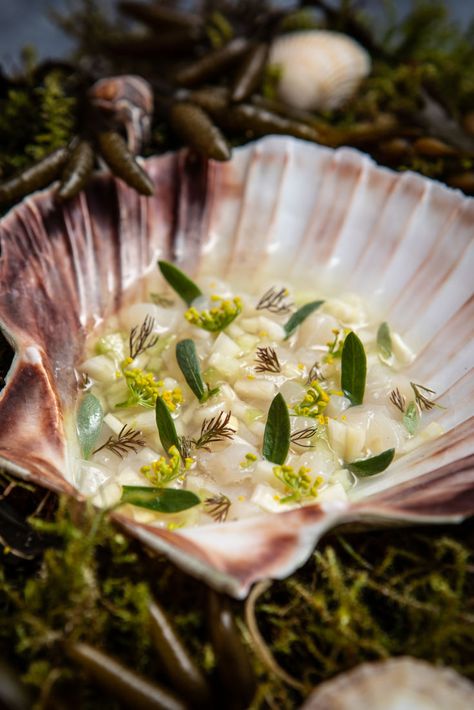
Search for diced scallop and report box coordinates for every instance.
[196,438,258,485]
[325,394,351,418]
[280,380,307,406]
[316,482,349,509]
[234,378,276,403]
[251,483,297,513]
[327,418,365,461]
[75,460,114,496]
[120,302,181,334]
[343,405,405,456]
[297,312,339,349]
[295,440,340,479]
[80,355,117,384]
[92,482,122,508]
[391,332,416,366]
[323,294,369,327]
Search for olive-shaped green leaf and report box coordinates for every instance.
[263,393,290,465]
[377,321,392,362]
[283,300,324,339]
[155,396,181,455]
[121,486,200,513]
[403,401,419,435]
[176,339,206,401]
[341,331,366,406]
[347,448,395,477]
[158,260,202,306]
[76,393,103,459]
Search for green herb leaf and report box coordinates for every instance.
[158,260,202,306]
[155,396,180,454]
[403,401,419,435]
[341,331,367,406]
[76,393,103,459]
[347,448,395,477]
[377,321,392,361]
[121,486,200,513]
[283,300,324,339]
[263,393,290,465]
[176,339,206,402]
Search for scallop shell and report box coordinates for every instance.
[268,30,371,111]
[301,657,474,709]
[0,136,472,598]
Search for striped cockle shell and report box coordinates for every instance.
[301,657,474,709]
[0,136,472,598]
[268,30,371,111]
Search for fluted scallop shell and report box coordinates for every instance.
[268,30,371,111]
[301,657,474,709]
[0,136,472,598]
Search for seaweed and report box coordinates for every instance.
[0,475,472,708]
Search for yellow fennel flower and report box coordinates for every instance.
[184,295,242,332]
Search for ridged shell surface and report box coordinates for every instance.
[301,657,474,709]
[0,136,472,597]
[268,30,371,111]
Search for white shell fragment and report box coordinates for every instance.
[301,657,474,709]
[269,30,371,111]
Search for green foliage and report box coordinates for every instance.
[0,71,76,178]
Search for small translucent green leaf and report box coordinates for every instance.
[283,300,324,339]
[121,486,200,513]
[263,393,290,465]
[377,322,392,361]
[176,339,206,402]
[403,401,419,435]
[347,448,395,477]
[155,396,180,454]
[341,331,367,406]
[158,260,202,306]
[76,393,103,459]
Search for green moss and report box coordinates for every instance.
[0,478,472,709]
[0,70,76,178]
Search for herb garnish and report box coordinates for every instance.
[158,260,202,306]
[283,300,324,340]
[341,331,366,406]
[377,322,392,362]
[121,485,200,513]
[263,393,290,465]
[306,361,324,384]
[191,411,236,451]
[389,388,406,413]
[254,346,281,374]
[290,427,318,447]
[273,465,323,504]
[176,339,219,402]
[203,494,232,522]
[347,448,395,476]
[410,382,439,411]
[93,424,145,458]
[403,401,419,435]
[256,286,292,314]
[77,393,103,459]
[129,315,159,360]
[155,395,181,455]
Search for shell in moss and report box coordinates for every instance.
[268,30,371,111]
[0,136,473,598]
[301,657,474,709]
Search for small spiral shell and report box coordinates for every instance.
[268,30,371,112]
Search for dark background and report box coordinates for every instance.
[0,0,472,71]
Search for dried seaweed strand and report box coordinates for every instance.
[129,315,159,359]
[245,580,306,692]
[256,286,292,314]
[203,494,231,522]
[290,427,318,447]
[410,382,438,411]
[389,388,406,412]
[93,425,145,458]
[255,346,281,374]
[191,411,236,451]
